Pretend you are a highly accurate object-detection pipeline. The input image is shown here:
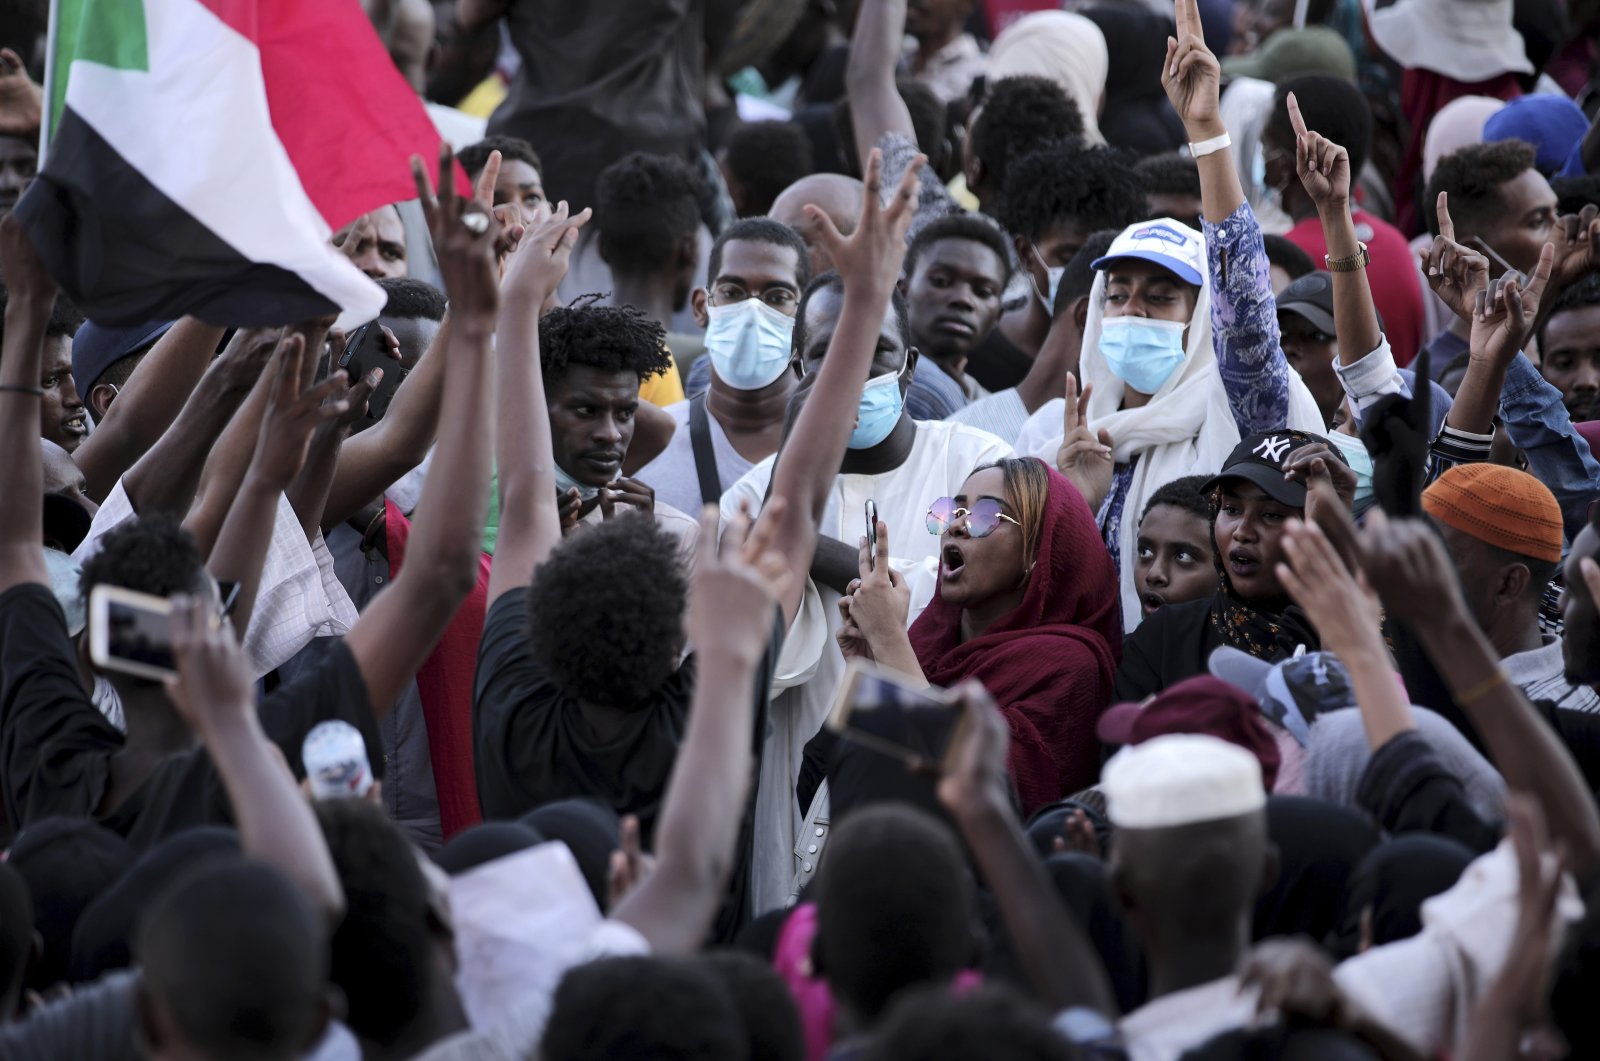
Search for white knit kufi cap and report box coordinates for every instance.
[1101,733,1266,830]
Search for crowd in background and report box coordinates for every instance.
[4,0,1600,1057]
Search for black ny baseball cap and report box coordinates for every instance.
[1202,428,1347,508]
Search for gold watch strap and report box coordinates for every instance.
[1325,242,1370,273]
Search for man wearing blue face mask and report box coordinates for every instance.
[720,267,1011,912]
[637,220,812,515]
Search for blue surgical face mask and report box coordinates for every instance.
[1098,316,1188,395]
[848,358,909,450]
[704,298,795,391]
[1328,430,1375,513]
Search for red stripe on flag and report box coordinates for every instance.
[191,0,257,41]
[207,0,468,231]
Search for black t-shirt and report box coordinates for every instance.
[473,587,784,836]
[1113,597,1221,702]
[966,327,1035,393]
[473,587,784,938]
[0,583,378,850]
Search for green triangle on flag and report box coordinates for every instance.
[46,0,150,146]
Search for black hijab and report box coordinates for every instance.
[1326,834,1474,959]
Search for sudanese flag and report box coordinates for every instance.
[15,0,458,327]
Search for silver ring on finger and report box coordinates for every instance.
[461,211,489,235]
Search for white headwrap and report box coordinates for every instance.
[988,12,1109,145]
[1032,227,1324,627]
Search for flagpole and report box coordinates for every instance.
[38,0,60,161]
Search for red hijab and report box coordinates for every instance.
[908,461,1123,812]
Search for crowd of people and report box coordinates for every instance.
[4,0,1600,1056]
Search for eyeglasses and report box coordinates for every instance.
[926,497,1022,538]
[708,283,799,312]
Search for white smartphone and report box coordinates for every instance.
[88,585,178,682]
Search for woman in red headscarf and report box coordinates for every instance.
[839,457,1123,811]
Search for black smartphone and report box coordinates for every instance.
[337,323,407,432]
[865,499,878,571]
[826,661,966,773]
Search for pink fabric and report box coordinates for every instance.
[384,500,490,838]
[771,903,985,1061]
[909,462,1122,813]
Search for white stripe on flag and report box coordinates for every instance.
[63,0,384,327]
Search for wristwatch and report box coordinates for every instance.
[1325,242,1370,272]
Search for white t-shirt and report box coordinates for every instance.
[635,398,758,517]
[720,419,1013,914]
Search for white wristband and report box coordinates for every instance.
[1188,131,1232,158]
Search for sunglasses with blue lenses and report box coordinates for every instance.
[926,496,1022,538]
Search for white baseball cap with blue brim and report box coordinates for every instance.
[1091,218,1206,287]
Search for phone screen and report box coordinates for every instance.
[104,596,177,677]
[841,672,960,767]
[338,323,407,430]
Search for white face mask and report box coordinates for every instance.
[704,297,795,391]
[1031,244,1066,311]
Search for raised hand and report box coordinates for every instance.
[1281,440,1356,513]
[502,199,592,310]
[1351,508,1466,627]
[1470,242,1553,370]
[686,500,794,664]
[411,142,500,321]
[1162,0,1223,138]
[250,334,352,490]
[1277,518,1381,657]
[835,595,877,662]
[0,48,41,139]
[1421,193,1491,326]
[1057,375,1114,513]
[808,147,925,297]
[468,149,527,268]
[846,519,911,642]
[606,815,656,912]
[1549,203,1600,291]
[1286,91,1350,213]
[164,594,256,732]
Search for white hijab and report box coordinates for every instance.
[1045,230,1324,627]
[988,12,1108,145]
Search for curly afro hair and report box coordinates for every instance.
[525,513,687,708]
[1140,473,1215,526]
[903,214,1014,286]
[997,142,1148,244]
[456,135,542,182]
[538,298,672,386]
[1262,234,1316,285]
[0,288,82,348]
[1423,139,1538,239]
[721,121,813,217]
[969,76,1084,195]
[78,513,207,608]
[376,277,447,322]
[1134,152,1201,200]
[594,151,705,275]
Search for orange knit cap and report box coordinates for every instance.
[1421,464,1563,563]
